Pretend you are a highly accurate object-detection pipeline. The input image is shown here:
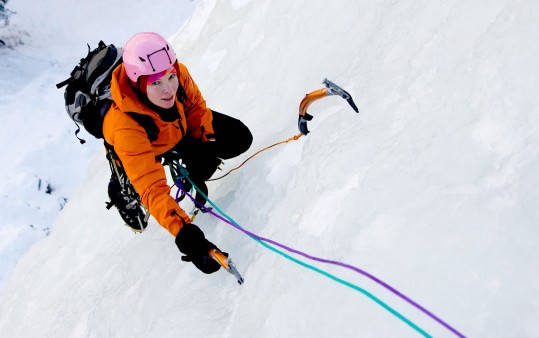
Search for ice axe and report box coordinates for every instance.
[209,249,245,285]
[298,78,359,135]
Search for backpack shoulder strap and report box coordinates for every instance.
[127,112,160,143]
[177,83,187,103]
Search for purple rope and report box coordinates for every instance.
[176,184,465,338]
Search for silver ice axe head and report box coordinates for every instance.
[323,78,359,113]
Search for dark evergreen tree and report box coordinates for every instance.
[1,0,11,25]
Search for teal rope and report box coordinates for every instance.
[180,170,431,337]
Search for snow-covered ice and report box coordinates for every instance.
[1,0,538,337]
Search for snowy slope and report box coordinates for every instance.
[2,0,539,337]
[0,0,195,291]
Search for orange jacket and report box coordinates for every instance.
[103,62,214,237]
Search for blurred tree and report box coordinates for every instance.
[1,0,13,26]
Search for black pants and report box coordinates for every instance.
[167,111,253,204]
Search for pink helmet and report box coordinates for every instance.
[123,32,177,83]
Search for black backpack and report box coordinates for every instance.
[56,41,126,143]
[56,41,158,232]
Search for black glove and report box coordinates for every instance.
[175,223,224,274]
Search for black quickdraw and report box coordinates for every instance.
[298,78,359,135]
